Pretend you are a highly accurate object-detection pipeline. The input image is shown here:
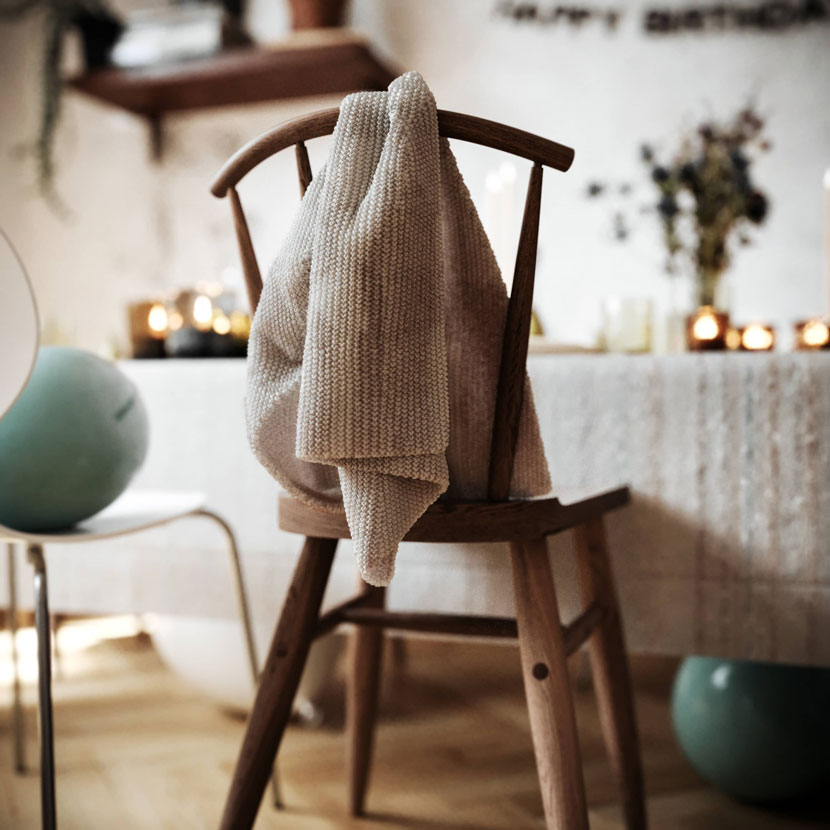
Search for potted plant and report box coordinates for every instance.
[0,0,123,196]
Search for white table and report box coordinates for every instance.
[6,354,828,666]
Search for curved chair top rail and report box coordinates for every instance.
[214,105,572,501]
[210,107,574,198]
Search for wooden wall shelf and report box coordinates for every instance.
[67,33,398,157]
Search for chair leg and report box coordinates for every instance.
[27,544,57,830]
[196,509,283,810]
[7,542,26,773]
[574,517,646,830]
[346,583,385,817]
[510,537,589,830]
[219,536,337,830]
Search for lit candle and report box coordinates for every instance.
[794,318,830,350]
[693,313,719,341]
[127,300,168,358]
[738,323,775,351]
[686,305,729,351]
[212,312,231,336]
[147,303,168,336]
[192,294,213,332]
[165,289,214,357]
[165,286,250,358]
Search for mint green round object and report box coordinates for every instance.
[671,657,830,802]
[0,347,148,532]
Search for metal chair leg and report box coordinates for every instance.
[7,541,26,773]
[27,543,57,830]
[195,509,283,810]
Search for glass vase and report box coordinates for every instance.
[686,269,731,351]
[696,266,729,311]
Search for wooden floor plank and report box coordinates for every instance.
[1,629,827,828]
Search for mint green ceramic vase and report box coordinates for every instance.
[0,347,148,531]
[672,656,830,802]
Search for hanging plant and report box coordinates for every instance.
[1,0,122,197]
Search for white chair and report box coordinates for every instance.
[0,230,275,829]
[1,494,264,830]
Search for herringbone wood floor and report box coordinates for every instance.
[1,630,828,829]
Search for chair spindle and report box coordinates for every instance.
[487,162,544,501]
[295,141,314,196]
[228,186,264,314]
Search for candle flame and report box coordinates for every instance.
[229,310,251,338]
[803,319,830,347]
[692,312,719,341]
[212,313,231,335]
[741,324,774,351]
[167,310,183,331]
[193,295,213,331]
[147,303,168,335]
[725,328,742,350]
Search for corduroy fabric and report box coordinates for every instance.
[246,72,551,586]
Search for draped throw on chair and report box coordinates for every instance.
[246,72,551,586]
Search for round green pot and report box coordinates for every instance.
[0,346,148,531]
[672,656,830,802]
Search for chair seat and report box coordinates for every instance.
[0,490,206,544]
[278,484,630,544]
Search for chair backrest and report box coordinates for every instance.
[211,108,574,502]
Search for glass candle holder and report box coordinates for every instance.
[127,300,168,358]
[165,289,214,357]
[794,318,830,350]
[165,286,250,358]
[686,306,730,351]
[601,297,653,353]
[737,323,775,352]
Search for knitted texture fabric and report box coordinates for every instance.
[246,72,551,586]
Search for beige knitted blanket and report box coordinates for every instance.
[246,72,550,586]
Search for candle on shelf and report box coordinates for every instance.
[164,286,250,358]
[127,300,168,358]
[686,305,729,351]
[738,323,775,352]
[725,327,742,350]
[165,289,214,357]
[794,318,830,350]
[192,294,213,332]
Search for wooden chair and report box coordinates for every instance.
[210,108,646,830]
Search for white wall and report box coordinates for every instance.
[1,1,829,351]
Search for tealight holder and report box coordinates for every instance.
[127,300,168,358]
[737,323,775,352]
[794,318,830,350]
[686,306,730,351]
[165,285,250,358]
[600,297,653,353]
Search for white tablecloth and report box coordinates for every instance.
[6,354,828,666]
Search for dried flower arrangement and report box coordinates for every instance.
[588,106,772,309]
[643,108,771,306]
